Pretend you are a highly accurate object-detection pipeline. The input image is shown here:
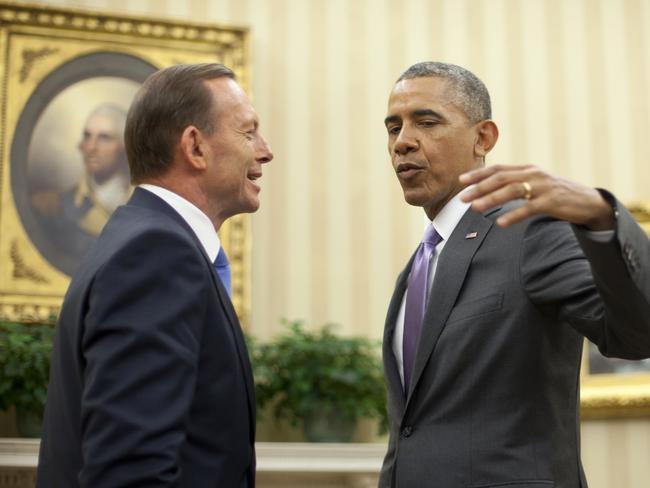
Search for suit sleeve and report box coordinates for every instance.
[78,229,209,487]
[521,194,650,359]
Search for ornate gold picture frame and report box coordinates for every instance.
[0,2,251,326]
[581,203,650,418]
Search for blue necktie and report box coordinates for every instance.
[214,247,231,296]
[402,224,443,394]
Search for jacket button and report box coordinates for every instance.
[401,426,413,438]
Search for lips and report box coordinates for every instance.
[396,161,425,179]
[247,170,262,191]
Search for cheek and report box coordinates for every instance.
[428,137,466,162]
[98,144,117,158]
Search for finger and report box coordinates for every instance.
[495,203,537,228]
[459,164,532,186]
[462,169,539,203]
[469,181,531,212]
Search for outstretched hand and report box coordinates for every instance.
[459,164,615,231]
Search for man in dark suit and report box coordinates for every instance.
[37,63,273,487]
[380,61,650,488]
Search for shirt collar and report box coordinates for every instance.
[138,184,221,262]
[431,187,472,242]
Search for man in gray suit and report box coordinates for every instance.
[380,61,650,488]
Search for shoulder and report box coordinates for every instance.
[106,218,204,271]
[102,202,199,253]
[73,205,208,289]
[85,222,211,328]
[483,201,574,239]
[473,203,580,270]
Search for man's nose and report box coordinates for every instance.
[393,127,418,155]
[82,136,98,152]
[257,136,273,164]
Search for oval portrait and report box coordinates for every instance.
[11,52,157,277]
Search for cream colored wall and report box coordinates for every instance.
[582,418,650,488]
[11,0,650,486]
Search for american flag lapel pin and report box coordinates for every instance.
[465,231,478,239]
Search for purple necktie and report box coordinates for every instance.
[403,224,443,394]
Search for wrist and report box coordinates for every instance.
[583,189,616,231]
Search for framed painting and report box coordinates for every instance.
[581,203,650,418]
[0,2,252,326]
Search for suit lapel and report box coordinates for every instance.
[383,261,413,414]
[208,265,257,439]
[406,208,494,401]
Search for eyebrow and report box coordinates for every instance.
[384,115,400,127]
[84,130,116,137]
[413,108,443,119]
[384,108,445,127]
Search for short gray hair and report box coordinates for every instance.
[397,62,491,123]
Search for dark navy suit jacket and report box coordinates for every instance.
[37,188,256,488]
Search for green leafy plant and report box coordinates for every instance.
[249,320,387,437]
[0,319,55,417]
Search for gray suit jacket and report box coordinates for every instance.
[380,194,650,488]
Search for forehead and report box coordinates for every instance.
[205,77,257,123]
[387,76,459,117]
[84,113,118,133]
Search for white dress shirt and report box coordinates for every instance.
[138,184,221,262]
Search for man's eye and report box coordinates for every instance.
[419,120,437,127]
[387,126,401,135]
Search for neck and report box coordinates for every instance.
[143,175,223,231]
[424,188,459,221]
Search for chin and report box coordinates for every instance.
[243,198,260,214]
[402,189,433,208]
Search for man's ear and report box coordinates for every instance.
[474,120,499,157]
[179,125,208,170]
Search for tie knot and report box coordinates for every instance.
[214,247,229,267]
[422,224,442,247]
[213,247,232,296]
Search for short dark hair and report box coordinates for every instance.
[397,61,491,123]
[124,63,235,183]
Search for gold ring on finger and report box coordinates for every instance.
[521,181,533,200]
